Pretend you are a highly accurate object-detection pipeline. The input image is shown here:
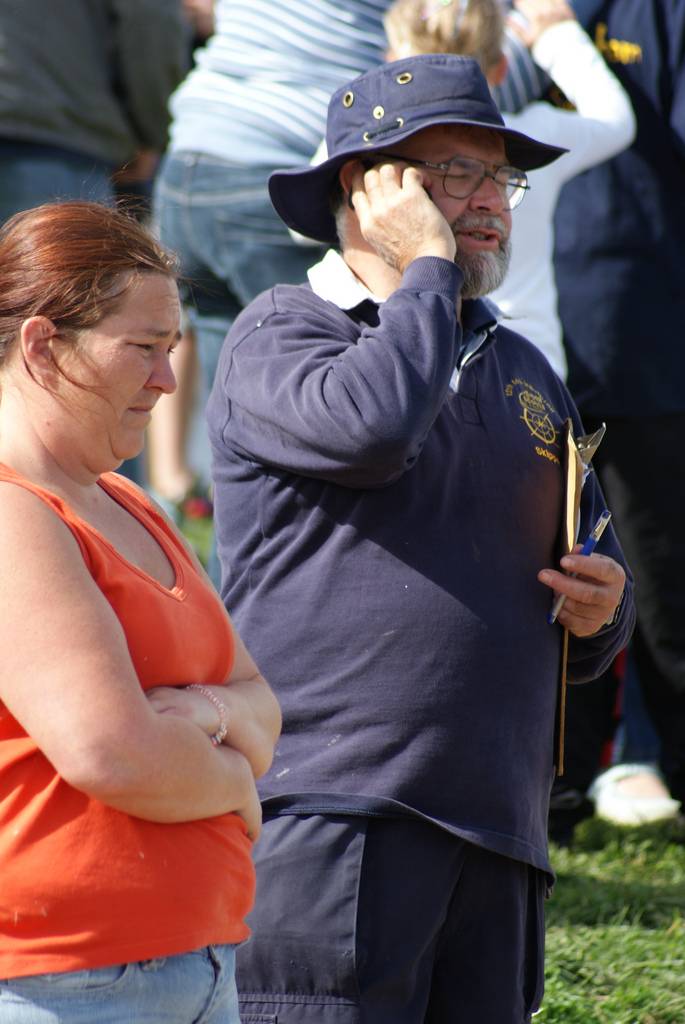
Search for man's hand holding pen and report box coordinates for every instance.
[537,551,626,638]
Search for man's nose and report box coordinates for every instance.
[469,172,506,212]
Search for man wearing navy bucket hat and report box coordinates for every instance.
[208,53,634,1023]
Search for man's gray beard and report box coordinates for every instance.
[456,236,511,299]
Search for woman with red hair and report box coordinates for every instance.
[0,201,280,1023]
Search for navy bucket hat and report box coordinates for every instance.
[269,54,567,244]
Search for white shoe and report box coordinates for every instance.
[588,763,681,825]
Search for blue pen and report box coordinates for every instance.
[547,509,612,625]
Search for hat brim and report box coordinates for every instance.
[269,116,567,245]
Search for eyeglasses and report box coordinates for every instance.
[372,152,530,209]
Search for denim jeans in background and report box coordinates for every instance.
[614,649,660,765]
[153,150,325,405]
[0,139,146,485]
[0,944,240,1024]
[0,140,115,225]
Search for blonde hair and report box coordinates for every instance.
[384,0,504,74]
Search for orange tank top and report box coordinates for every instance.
[0,465,255,979]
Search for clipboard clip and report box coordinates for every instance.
[576,422,606,475]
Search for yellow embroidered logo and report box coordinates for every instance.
[504,379,560,463]
[595,23,642,65]
[546,25,641,112]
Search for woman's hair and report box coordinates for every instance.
[384,0,504,73]
[0,201,178,369]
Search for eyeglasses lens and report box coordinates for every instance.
[442,157,527,209]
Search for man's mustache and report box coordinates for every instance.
[450,213,509,246]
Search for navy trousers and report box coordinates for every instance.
[237,813,547,1023]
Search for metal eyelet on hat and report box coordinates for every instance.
[372,105,385,120]
[396,72,413,84]
[342,91,354,108]
[363,131,371,142]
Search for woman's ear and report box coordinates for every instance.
[19,316,59,377]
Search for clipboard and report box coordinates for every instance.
[555,420,605,775]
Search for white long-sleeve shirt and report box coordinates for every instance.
[490,20,636,378]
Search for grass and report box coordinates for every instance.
[540,817,685,1023]
[180,517,685,1020]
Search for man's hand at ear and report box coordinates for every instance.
[349,160,456,273]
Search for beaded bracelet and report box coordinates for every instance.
[187,685,229,746]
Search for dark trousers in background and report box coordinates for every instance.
[589,414,685,804]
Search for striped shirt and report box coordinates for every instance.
[492,19,550,114]
[169,0,390,165]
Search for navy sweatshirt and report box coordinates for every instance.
[207,257,634,874]
[553,0,685,417]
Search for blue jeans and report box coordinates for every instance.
[614,648,660,764]
[0,140,114,225]
[0,140,146,486]
[0,945,240,1023]
[153,150,325,404]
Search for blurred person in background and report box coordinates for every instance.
[146,0,216,518]
[550,0,685,827]
[0,201,280,1023]
[383,0,635,379]
[153,0,391,413]
[0,0,186,223]
[444,0,679,839]
[0,0,187,485]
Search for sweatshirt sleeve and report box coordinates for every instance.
[209,258,463,488]
[525,19,636,180]
[109,0,188,152]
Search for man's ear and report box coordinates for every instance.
[19,316,60,377]
[338,158,364,197]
